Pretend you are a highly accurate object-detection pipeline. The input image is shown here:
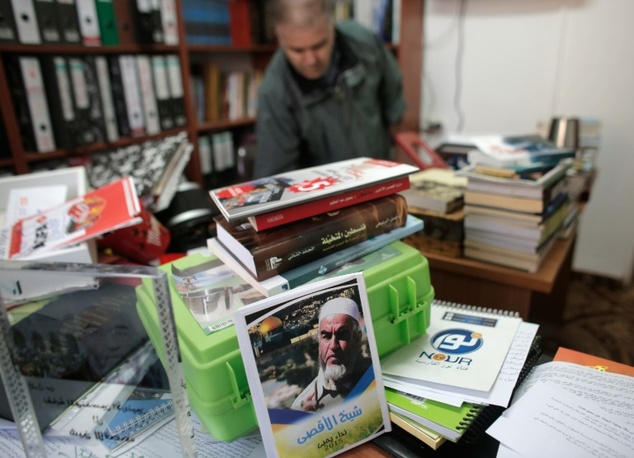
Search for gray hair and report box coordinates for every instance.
[273,0,335,29]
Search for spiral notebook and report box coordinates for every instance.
[381,300,523,396]
[385,387,482,442]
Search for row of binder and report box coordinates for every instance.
[4,53,186,153]
[0,0,178,47]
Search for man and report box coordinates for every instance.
[254,0,406,177]
[291,297,372,411]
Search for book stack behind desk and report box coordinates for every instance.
[400,167,467,258]
[457,159,574,272]
[207,157,421,290]
[378,300,542,448]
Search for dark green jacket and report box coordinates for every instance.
[254,21,406,178]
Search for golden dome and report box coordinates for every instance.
[260,316,283,334]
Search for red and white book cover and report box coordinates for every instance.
[210,157,419,223]
[2,177,142,260]
[249,176,411,231]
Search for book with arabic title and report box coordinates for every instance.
[233,273,391,458]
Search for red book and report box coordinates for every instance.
[248,175,411,231]
[228,0,253,47]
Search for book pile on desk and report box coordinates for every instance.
[457,155,577,272]
[400,167,467,258]
[206,157,423,296]
[378,300,541,450]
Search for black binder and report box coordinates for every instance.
[133,0,162,44]
[34,0,63,43]
[107,54,131,138]
[67,56,106,146]
[0,2,19,43]
[150,54,175,131]
[165,54,186,127]
[39,55,80,149]
[80,56,108,144]
[55,0,81,44]
[3,55,56,153]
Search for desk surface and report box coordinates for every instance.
[423,236,575,295]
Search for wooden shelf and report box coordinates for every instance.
[0,0,424,188]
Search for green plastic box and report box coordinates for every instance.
[136,240,433,442]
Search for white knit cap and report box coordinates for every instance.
[319,297,360,323]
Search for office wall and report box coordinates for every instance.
[422,0,634,283]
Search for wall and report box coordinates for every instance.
[422,0,634,283]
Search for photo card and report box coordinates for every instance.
[234,273,390,458]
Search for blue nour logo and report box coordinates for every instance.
[431,328,483,355]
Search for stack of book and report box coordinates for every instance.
[457,159,574,272]
[206,157,423,296]
[378,300,541,449]
[400,167,467,258]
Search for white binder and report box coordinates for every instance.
[75,0,101,45]
[19,57,56,152]
[119,55,146,137]
[136,55,161,135]
[11,0,41,44]
[94,56,120,142]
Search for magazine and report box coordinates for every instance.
[233,273,391,458]
[210,157,418,221]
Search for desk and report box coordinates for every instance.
[410,235,576,324]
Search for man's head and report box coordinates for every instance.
[317,297,362,384]
[273,0,336,80]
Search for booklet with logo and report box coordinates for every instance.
[233,273,391,458]
[381,300,523,394]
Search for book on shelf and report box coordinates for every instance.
[400,168,467,214]
[463,226,557,255]
[381,300,523,395]
[208,216,423,296]
[463,235,557,273]
[248,175,411,232]
[233,273,391,457]
[214,193,409,281]
[467,134,576,167]
[456,159,573,188]
[209,157,419,222]
[389,412,447,450]
[464,189,559,215]
[385,387,483,442]
[464,199,568,244]
[463,236,557,273]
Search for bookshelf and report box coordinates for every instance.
[0,0,424,189]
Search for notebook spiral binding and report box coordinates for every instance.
[433,299,521,317]
[107,399,174,437]
[458,334,543,444]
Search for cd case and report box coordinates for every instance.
[0,261,195,457]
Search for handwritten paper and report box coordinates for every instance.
[487,381,634,458]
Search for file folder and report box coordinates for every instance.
[11,0,41,44]
[34,0,62,43]
[56,0,82,44]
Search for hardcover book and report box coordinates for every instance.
[385,388,483,442]
[209,157,418,222]
[214,193,409,281]
[208,216,424,297]
[233,273,391,458]
[248,176,411,232]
